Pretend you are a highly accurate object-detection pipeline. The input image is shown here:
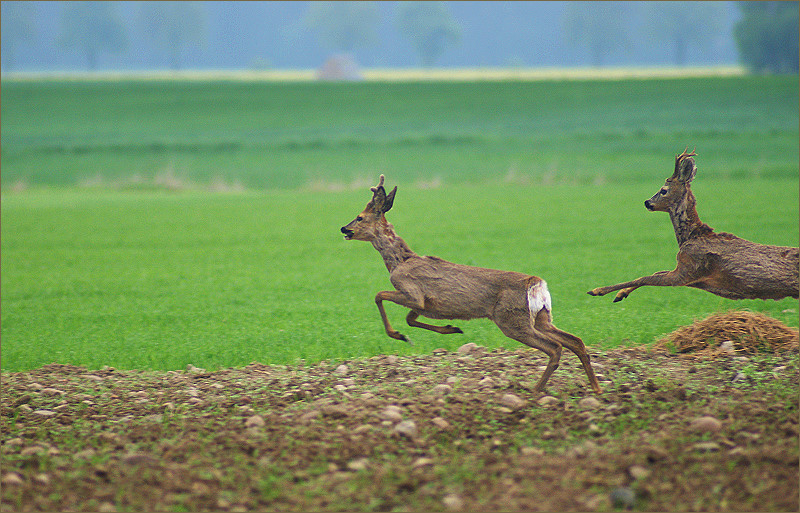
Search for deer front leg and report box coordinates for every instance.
[406,311,463,335]
[375,290,425,344]
[587,270,684,302]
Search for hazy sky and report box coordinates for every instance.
[2,1,742,72]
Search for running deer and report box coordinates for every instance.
[588,150,799,302]
[341,176,602,394]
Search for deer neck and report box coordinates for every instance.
[669,190,712,245]
[371,220,417,272]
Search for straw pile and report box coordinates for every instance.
[654,310,799,356]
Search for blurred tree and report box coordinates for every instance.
[1,2,37,71]
[396,1,461,67]
[304,1,379,53]
[138,2,206,70]
[734,1,799,73]
[562,1,635,66]
[58,1,126,70]
[642,2,726,66]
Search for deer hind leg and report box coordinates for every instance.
[406,311,463,335]
[493,311,563,393]
[535,313,602,394]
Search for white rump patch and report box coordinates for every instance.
[527,280,552,316]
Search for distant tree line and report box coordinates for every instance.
[1,1,796,73]
[734,1,799,73]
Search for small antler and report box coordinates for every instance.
[370,175,386,193]
[676,147,697,161]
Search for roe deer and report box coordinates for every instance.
[341,175,602,394]
[588,150,799,302]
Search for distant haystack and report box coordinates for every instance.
[316,54,363,81]
[654,310,799,356]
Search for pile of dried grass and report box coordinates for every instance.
[654,310,799,356]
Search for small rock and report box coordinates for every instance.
[321,405,349,419]
[430,384,453,395]
[245,415,265,428]
[33,473,50,485]
[186,364,205,373]
[478,376,494,387]
[442,493,464,511]
[732,372,747,382]
[578,397,601,409]
[537,396,560,406]
[457,342,478,354]
[346,458,369,471]
[719,340,736,355]
[98,502,117,513]
[380,407,403,422]
[20,446,48,456]
[333,384,348,392]
[610,487,636,509]
[689,416,722,433]
[334,364,349,376]
[394,420,417,438]
[40,388,65,397]
[499,393,526,410]
[32,409,56,417]
[413,457,434,467]
[520,446,544,456]
[692,442,721,452]
[431,417,451,430]
[2,473,24,486]
[628,465,651,480]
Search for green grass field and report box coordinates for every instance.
[1,74,798,372]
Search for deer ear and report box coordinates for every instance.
[383,186,397,213]
[676,156,697,183]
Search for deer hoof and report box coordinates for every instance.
[587,288,603,296]
[444,325,464,334]
[612,293,627,303]
[389,331,408,342]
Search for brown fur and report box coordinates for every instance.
[342,176,601,394]
[588,150,799,302]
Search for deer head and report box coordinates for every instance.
[644,148,697,212]
[341,175,398,241]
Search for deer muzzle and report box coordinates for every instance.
[341,226,354,240]
[644,199,655,211]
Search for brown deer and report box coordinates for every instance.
[588,150,799,302]
[341,175,602,394]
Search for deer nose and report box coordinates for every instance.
[644,200,654,211]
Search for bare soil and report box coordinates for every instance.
[2,345,797,512]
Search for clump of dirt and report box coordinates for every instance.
[654,310,799,356]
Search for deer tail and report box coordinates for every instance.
[527,278,553,321]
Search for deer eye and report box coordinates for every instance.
[356,216,363,222]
